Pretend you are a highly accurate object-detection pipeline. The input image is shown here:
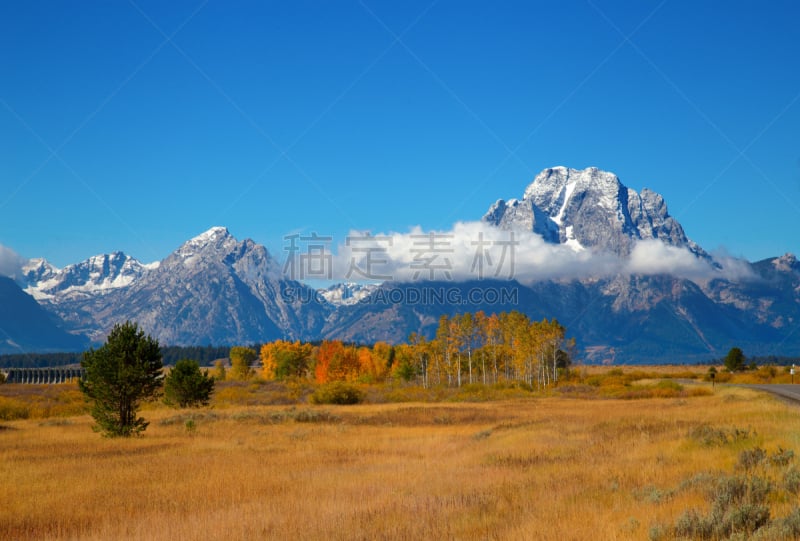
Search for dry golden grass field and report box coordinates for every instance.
[2,371,800,540]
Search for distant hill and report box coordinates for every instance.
[0,276,88,354]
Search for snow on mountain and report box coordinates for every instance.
[319,282,380,307]
[124,227,330,345]
[484,166,698,257]
[24,251,151,302]
[21,258,58,286]
[31,227,331,345]
[172,226,239,267]
[15,174,800,362]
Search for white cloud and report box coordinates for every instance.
[708,248,759,282]
[625,239,714,280]
[299,221,747,285]
[0,244,26,279]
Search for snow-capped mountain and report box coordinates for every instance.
[324,167,800,362]
[484,166,701,257]
[318,282,380,307]
[21,258,58,285]
[13,168,800,363]
[27,227,331,345]
[122,226,330,345]
[23,252,154,302]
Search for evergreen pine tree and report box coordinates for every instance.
[79,321,163,437]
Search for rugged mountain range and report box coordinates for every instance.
[24,252,154,302]
[9,166,800,363]
[324,167,800,362]
[21,227,330,347]
[321,266,800,363]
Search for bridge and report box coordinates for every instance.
[2,367,85,384]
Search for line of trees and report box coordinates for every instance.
[259,311,571,389]
[0,345,234,370]
[32,313,569,437]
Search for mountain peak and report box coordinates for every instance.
[523,167,621,209]
[21,257,59,284]
[191,226,231,244]
[174,227,237,259]
[485,166,695,257]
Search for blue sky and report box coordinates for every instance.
[1,1,799,268]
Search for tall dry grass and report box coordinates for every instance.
[2,381,800,540]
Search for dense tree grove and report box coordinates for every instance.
[0,345,237,370]
[258,311,570,389]
[160,345,231,366]
[0,352,82,369]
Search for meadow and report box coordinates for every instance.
[2,367,800,540]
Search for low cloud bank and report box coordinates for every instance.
[283,221,755,284]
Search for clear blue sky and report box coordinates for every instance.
[1,0,799,268]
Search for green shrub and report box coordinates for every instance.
[738,447,768,472]
[164,359,215,408]
[655,379,683,392]
[293,409,341,423]
[770,447,794,467]
[688,424,754,446]
[784,467,800,495]
[656,447,798,539]
[673,509,713,539]
[310,382,365,405]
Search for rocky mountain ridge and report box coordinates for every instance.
[21,227,330,346]
[10,167,800,363]
[23,252,154,302]
[483,166,704,257]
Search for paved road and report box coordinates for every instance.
[741,384,800,403]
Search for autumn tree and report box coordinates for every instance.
[229,346,257,380]
[211,359,226,381]
[356,347,379,382]
[391,344,418,382]
[370,341,394,381]
[261,340,313,380]
[408,333,430,387]
[483,312,502,384]
[458,313,475,385]
[435,315,458,386]
[79,321,163,437]
[412,310,570,388]
[474,311,488,384]
[315,341,360,383]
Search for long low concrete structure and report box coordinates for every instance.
[2,367,85,384]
